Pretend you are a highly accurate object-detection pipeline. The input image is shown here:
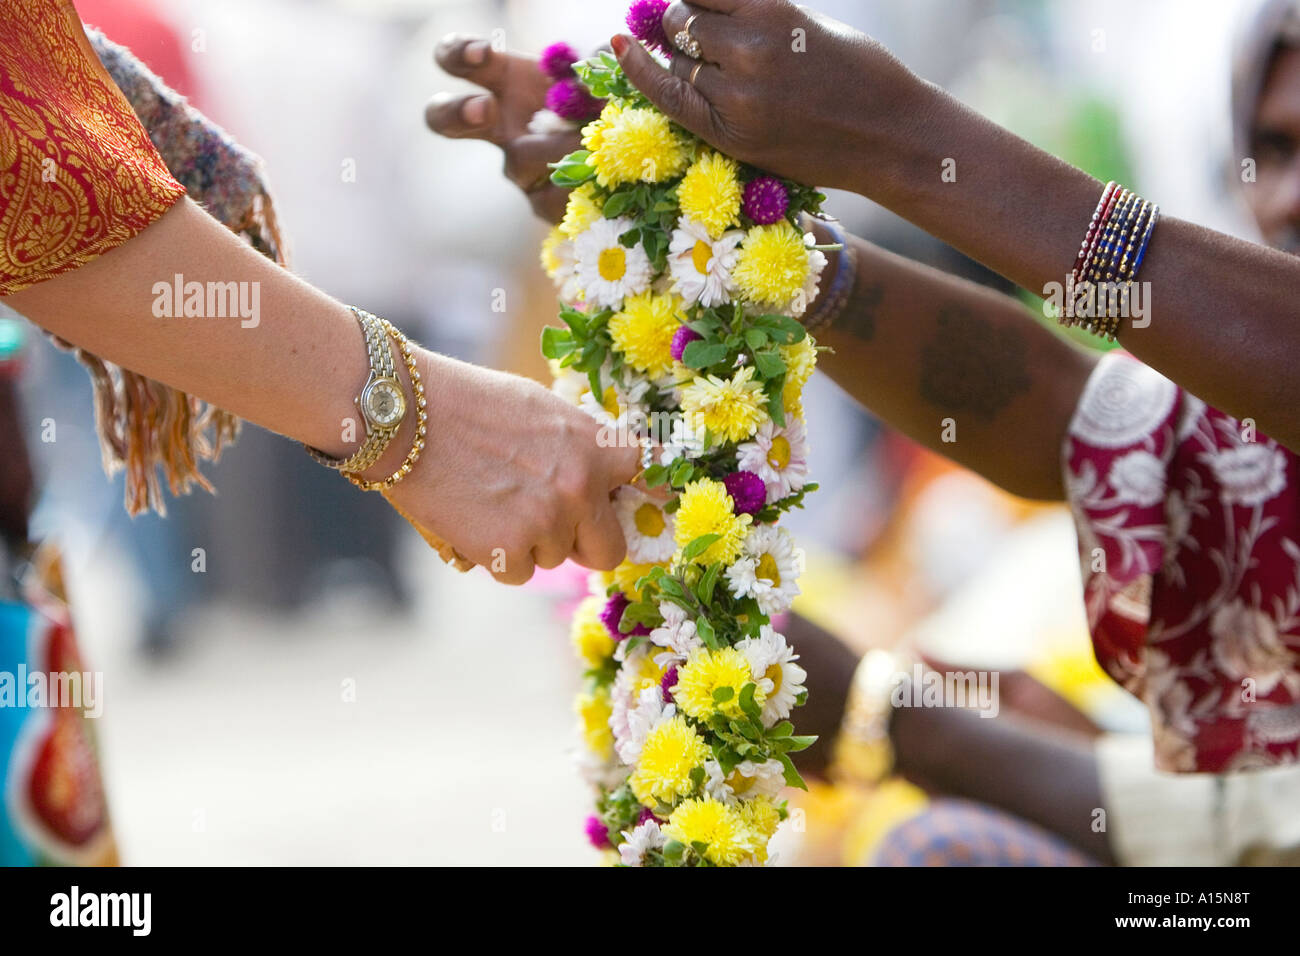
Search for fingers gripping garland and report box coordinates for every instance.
[539,6,839,867]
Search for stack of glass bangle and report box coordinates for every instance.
[1063,180,1160,342]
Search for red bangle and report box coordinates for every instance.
[1071,181,1119,284]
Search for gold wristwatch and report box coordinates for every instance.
[305,306,407,473]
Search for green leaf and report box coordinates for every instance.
[549,150,595,188]
[696,615,718,650]
[540,326,574,360]
[681,341,729,370]
[681,534,720,563]
[696,562,721,605]
[777,753,809,791]
[739,682,763,723]
[767,720,794,739]
[766,374,787,428]
[669,457,694,487]
[662,840,686,865]
[712,686,735,704]
[642,463,670,488]
[785,735,818,753]
[744,328,769,350]
[753,348,787,379]
[603,190,634,219]
[752,313,807,344]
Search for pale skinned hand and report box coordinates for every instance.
[611,0,928,198]
[426,34,581,224]
[383,350,641,585]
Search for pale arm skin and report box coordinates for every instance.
[5,198,640,584]
[617,0,1300,456]
[428,36,1094,500]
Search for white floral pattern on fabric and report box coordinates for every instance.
[1064,352,1300,772]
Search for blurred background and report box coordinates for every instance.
[3,0,1267,863]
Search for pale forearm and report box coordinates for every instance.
[811,227,1096,501]
[5,199,393,469]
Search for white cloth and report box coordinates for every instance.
[1097,733,1300,865]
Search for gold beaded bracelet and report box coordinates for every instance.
[344,319,428,493]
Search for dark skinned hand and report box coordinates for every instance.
[426,34,582,224]
[611,0,925,198]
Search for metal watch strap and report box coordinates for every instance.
[305,307,402,473]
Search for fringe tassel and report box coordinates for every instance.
[62,185,286,517]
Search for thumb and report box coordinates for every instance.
[611,34,716,143]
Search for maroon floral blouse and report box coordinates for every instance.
[1065,353,1300,772]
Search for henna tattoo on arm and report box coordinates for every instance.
[919,306,1031,421]
[833,282,884,342]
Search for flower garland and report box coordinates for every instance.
[539,8,835,867]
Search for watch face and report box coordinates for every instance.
[362,378,406,429]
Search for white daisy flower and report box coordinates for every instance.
[619,819,666,867]
[550,366,587,406]
[703,758,787,805]
[783,236,828,318]
[613,486,676,564]
[578,365,652,435]
[659,415,707,466]
[613,685,676,766]
[737,417,810,503]
[726,524,802,616]
[668,216,744,308]
[737,625,807,726]
[649,601,702,666]
[527,108,575,135]
[574,217,652,310]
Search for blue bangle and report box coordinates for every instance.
[804,218,856,335]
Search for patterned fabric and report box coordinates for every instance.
[0,546,118,866]
[1065,353,1300,772]
[870,798,1098,867]
[0,0,186,294]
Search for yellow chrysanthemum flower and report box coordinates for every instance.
[672,646,765,721]
[610,560,665,601]
[780,337,818,417]
[739,796,783,863]
[733,223,811,309]
[679,365,770,445]
[664,796,754,866]
[571,595,614,668]
[609,291,684,378]
[678,152,742,239]
[560,182,604,240]
[540,226,567,278]
[673,478,752,567]
[626,646,669,696]
[584,105,689,188]
[630,716,709,808]
[575,688,614,760]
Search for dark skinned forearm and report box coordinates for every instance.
[872,81,1300,452]
[809,224,1097,501]
[891,701,1116,865]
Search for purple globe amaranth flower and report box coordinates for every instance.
[546,76,603,122]
[584,815,611,849]
[601,593,649,640]
[660,665,679,702]
[637,807,658,825]
[627,0,672,55]
[670,325,702,363]
[743,176,790,226]
[724,470,768,517]
[539,41,580,81]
